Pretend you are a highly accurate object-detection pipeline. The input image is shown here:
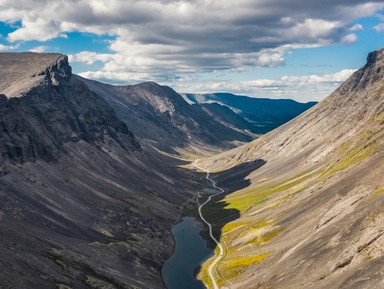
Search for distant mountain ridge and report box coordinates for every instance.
[79,78,258,156]
[183,92,317,133]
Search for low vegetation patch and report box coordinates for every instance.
[219,251,271,281]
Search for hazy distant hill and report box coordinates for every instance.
[183,92,317,133]
[198,49,384,289]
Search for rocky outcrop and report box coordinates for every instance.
[0,53,140,164]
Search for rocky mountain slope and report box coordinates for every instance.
[199,103,259,135]
[197,48,384,289]
[79,78,257,156]
[183,92,317,133]
[0,53,199,289]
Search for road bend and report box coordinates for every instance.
[193,160,229,289]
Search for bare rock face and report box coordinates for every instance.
[80,77,256,156]
[199,48,384,289]
[0,53,196,289]
[0,53,69,97]
[0,53,140,164]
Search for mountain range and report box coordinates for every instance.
[197,48,384,289]
[183,92,317,134]
[0,52,314,289]
[78,78,255,156]
[0,53,196,289]
[1,48,381,289]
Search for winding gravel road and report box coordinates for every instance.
[193,160,227,289]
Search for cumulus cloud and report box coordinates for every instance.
[0,0,384,70]
[341,33,358,44]
[0,0,382,89]
[280,69,356,84]
[0,43,19,51]
[374,23,384,31]
[68,51,115,65]
[173,69,357,102]
[350,24,364,31]
[29,45,48,53]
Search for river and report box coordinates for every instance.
[162,216,213,289]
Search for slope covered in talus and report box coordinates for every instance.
[79,77,255,156]
[0,53,196,289]
[197,48,384,289]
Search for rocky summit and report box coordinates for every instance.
[0,52,199,289]
[197,48,384,288]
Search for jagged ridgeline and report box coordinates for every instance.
[197,48,384,288]
[0,52,198,289]
[0,53,139,164]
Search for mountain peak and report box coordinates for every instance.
[0,52,71,98]
[366,48,384,67]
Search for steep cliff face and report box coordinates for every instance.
[0,53,196,289]
[198,49,384,289]
[0,53,140,164]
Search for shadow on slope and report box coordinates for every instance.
[196,159,266,274]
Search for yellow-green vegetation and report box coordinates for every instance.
[222,169,313,215]
[221,220,248,233]
[198,169,321,287]
[198,246,221,289]
[372,186,384,197]
[219,251,271,280]
[324,124,384,176]
[200,143,383,288]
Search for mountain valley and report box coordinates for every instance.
[1,49,383,289]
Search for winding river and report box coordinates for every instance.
[162,216,213,289]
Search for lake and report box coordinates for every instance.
[162,216,212,289]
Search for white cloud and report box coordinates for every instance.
[0,0,381,88]
[374,23,384,31]
[350,24,364,31]
[29,45,48,53]
[171,69,357,102]
[341,33,358,44]
[68,51,115,65]
[7,17,65,42]
[0,43,19,51]
[284,18,339,40]
[280,69,356,85]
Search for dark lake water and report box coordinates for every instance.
[162,216,212,289]
[202,187,221,194]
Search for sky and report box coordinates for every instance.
[0,0,384,102]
